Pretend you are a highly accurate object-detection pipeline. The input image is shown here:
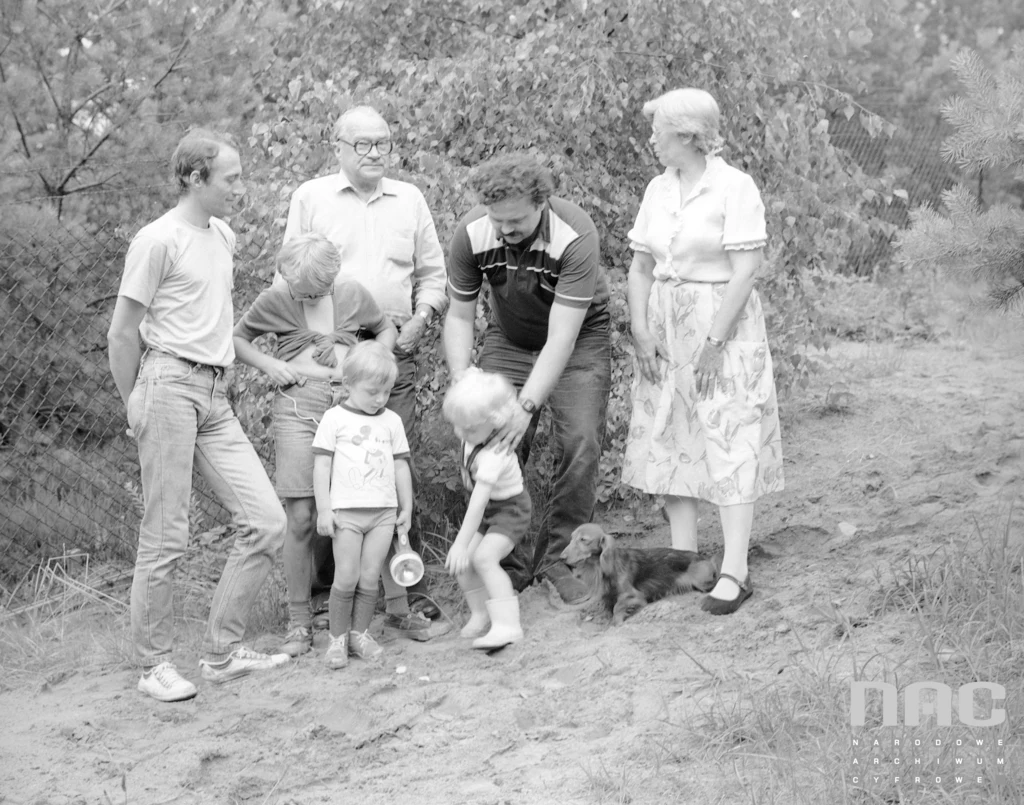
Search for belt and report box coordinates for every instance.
[146,348,226,376]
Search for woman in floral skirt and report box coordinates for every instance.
[623,88,784,615]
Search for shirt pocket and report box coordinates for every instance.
[385,234,415,266]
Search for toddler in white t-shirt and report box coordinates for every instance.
[312,341,412,669]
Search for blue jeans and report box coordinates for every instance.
[479,325,611,579]
[127,351,286,666]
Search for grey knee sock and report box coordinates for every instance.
[329,587,354,638]
[288,601,311,628]
[352,585,378,633]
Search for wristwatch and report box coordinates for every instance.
[415,309,431,324]
[519,396,538,415]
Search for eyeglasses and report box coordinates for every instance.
[337,138,394,156]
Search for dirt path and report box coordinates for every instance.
[2,317,1022,805]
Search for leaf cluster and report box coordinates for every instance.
[897,44,1024,314]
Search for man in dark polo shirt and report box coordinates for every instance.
[443,153,612,603]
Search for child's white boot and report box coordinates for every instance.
[460,587,491,638]
[472,596,523,650]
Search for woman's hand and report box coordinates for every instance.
[695,341,725,400]
[316,508,336,537]
[445,542,471,577]
[632,326,667,384]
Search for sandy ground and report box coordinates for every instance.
[2,317,1023,805]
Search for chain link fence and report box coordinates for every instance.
[1,217,141,604]
[0,116,963,610]
[0,212,269,609]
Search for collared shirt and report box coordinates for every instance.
[628,155,768,283]
[283,173,447,325]
[448,197,609,351]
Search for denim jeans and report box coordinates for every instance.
[127,351,286,666]
[479,325,611,579]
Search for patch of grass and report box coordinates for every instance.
[677,514,1023,805]
[0,605,133,690]
[579,758,636,805]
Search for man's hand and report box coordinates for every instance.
[395,314,427,354]
[494,403,533,454]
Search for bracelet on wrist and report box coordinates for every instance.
[706,335,726,348]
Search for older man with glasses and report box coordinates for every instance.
[276,105,450,651]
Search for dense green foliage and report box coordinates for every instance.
[228,0,915,512]
[897,45,1024,314]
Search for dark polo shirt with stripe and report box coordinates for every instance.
[448,197,610,351]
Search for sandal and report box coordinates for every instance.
[700,572,753,616]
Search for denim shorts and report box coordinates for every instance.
[273,381,339,498]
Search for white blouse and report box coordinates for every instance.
[628,156,767,283]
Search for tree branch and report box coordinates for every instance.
[55,37,190,194]
[69,81,119,119]
[60,171,123,196]
[612,50,892,125]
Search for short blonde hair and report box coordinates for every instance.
[276,234,340,291]
[643,88,724,156]
[443,369,518,429]
[342,340,398,388]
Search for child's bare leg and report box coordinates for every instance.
[471,532,523,650]
[472,533,515,601]
[328,526,362,638]
[380,549,411,616]
[282,497,316,627]
[351,517,395,634]
[456,534,488,638]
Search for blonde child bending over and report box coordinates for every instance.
[312,341,412,669]
[443,370,532,650]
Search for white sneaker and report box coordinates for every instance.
[324,633,349,670]
[348,630,383,661]
[199,647,290,684]
[138,662,198,702]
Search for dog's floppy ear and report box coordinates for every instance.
[597,526,613,554]
[575,523,604,552]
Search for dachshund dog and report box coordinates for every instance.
[560,523,718,625]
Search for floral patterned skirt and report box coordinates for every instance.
[621,280,785,505]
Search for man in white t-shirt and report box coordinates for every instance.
[107,129,290,703]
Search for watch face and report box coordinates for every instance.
[520,398,537,414]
